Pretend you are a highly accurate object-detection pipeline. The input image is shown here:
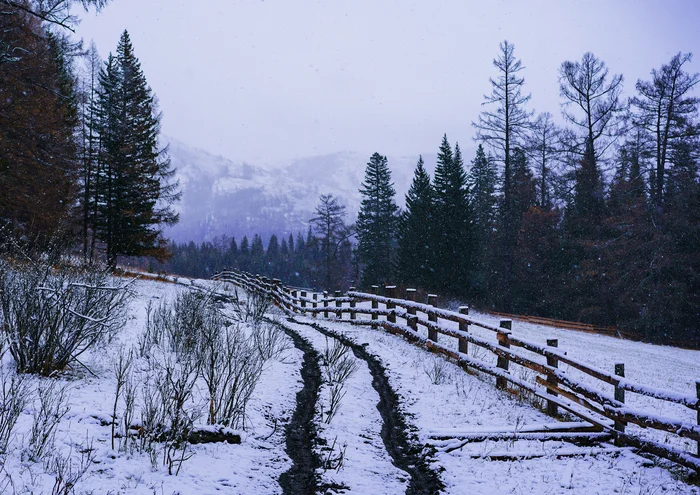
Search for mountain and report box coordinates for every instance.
[165,139,477,244]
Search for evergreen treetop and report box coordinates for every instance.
[356,152,399,287]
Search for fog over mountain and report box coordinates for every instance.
[165,139,476,244]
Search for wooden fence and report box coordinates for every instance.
[212,270,700,472]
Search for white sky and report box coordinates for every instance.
[74,0,700,164]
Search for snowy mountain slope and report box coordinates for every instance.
[164,139,461,244]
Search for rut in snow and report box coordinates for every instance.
[274,320,322,495]
[287,317,445,495]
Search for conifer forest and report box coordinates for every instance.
[1,2,700,493]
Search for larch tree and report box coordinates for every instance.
[527,112,562,209]
[558,52,625,163]
[0,12,80,245]
[472,41,532,302]
[631,52,699,208]
[356,153,399,287]
[397,155,433,288]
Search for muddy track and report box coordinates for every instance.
[287,317,445,495]
[273,320,322,495]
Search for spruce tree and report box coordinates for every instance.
[95,30,179,267]
[356,152,399,287]
[432,137,475,294]
[467,144,498,293]
[397,156,433,288]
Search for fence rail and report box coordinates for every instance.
[212,270,700,472]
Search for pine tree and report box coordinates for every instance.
[94,30,179,267]
[310,195,352,290]
[569,137,605,237]
[266,234,280,272]
[468,144,498,294]
[356,153,399,287]
[397,156,433,288]
[250,234,264,273]
[511,148,537,222]
[432,137,475,294]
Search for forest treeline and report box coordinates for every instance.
[163,42,699,344]
[0,3,697,344]
[0,1,178,266]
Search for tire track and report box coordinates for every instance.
[274,321,322,495]
[287,317,445,495]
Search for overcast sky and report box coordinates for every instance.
[74,0,700,165]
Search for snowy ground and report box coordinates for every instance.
[0,278,301,494]
[309,316,699,495]
[0,276,698,494]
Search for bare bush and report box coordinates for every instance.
[0,362,29,454]
[253,322,290,361]
[145,289,221,361]
[138,352,201,475]
[227,288,271,324]
[200,323,264,429]
[48,440,95,495]
[321,339,358,424]
[423,356,451,385]
[111,348,133,451]
[25,380,70,462]
[0,261,132,376]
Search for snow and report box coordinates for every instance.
[312,316,699,494]
[0,278,301,494]
[280,318,408,493]
[1,275,698,494]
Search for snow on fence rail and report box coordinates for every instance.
[212,270,700,473]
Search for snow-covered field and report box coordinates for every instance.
[0,275,698,494]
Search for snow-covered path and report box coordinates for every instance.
[305,315,700,495]
[3,275,697,494]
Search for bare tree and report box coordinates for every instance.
[310,194,353,290]
[630,52,700,207]
[473,40,533,212]
[1,0,109,31]
[526,112,562,209]
[472,40,532,306]
[558,52,626,162]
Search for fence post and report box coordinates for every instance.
[349,287,356,320]
[427,294,438,342]
[371,285,379,322]
[312,293,318,318]
[272,279,282,309]
[696,381,700,456]
[614,363,626,437]
[496,319,512,390]
[323,291,329,318]
[300,291,307,316]
[335,290,342,319]
[408,315,418,331]
[458,306,469,354]
[386,286,396,323]
[406,289,416,314]
[546,339,559,417]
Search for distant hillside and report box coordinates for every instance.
[165,139,471,244]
